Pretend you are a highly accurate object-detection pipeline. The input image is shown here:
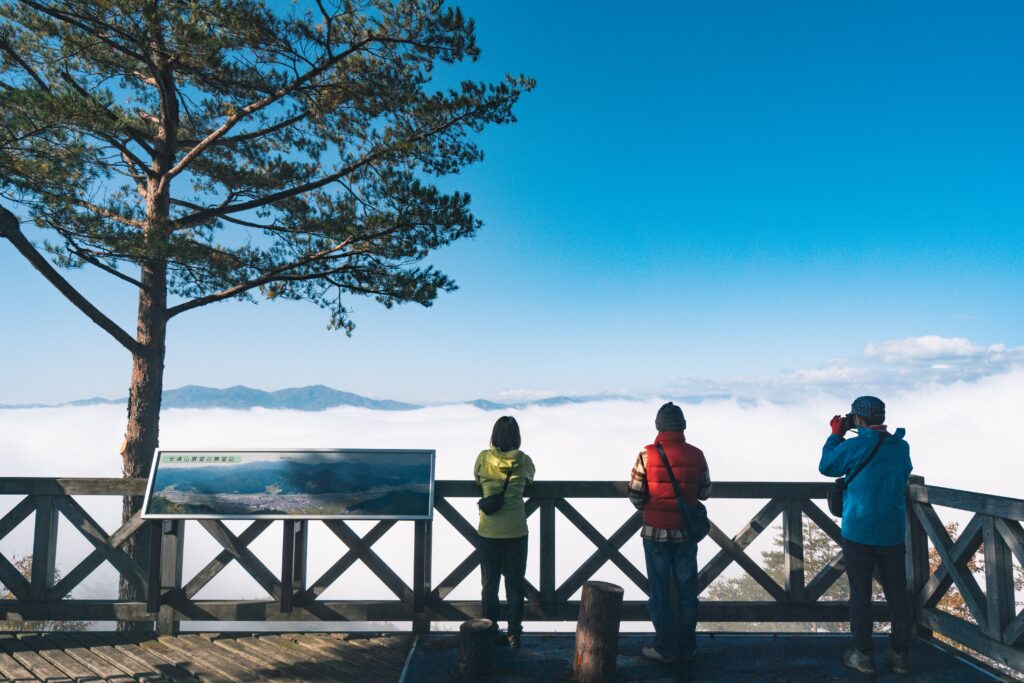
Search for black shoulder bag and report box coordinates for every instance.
[478,467,513,515]
[827,432,888,517]
[655,444,710,543]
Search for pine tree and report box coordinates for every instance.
[0,0,531,618]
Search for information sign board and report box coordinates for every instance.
[142,449,435,520]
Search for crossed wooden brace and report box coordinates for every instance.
[0,495,148,601]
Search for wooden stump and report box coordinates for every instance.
[458,618,495,677]
[573,581,624,683]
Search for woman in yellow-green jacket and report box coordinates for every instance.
[475,415,536,648]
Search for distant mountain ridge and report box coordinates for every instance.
[0,384,638,412]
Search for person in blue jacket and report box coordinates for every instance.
[819,396,913,676]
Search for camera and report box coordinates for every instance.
[840,413,858,432]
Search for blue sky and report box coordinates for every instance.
[2,1,1023,404]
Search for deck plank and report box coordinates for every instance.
[0,648,39,683]
[102,634,201,683]
[134,637,236,683]
[14,634,99,682]
[153,636,251,683]
[37,632,137,683]
[297,633,406,675]
[245,634,371,682]
[68,632,171,683]
[0,633,72,682]
[204,636,312,683]
[252,635,381,683]
[325,633,409,671]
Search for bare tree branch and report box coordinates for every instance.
[0,206,142,354]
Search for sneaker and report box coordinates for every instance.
[886,649,909,676]
[507,634,521,649]
[843,648,876,675]
[642,646,676,664]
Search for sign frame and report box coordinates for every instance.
[141,448,436,521]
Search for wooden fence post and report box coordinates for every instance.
[783,499,805,602]
[540,499,556,605]
[30,496,58,601]
[573,581,623,683]
[156,520,184,635]
[413,518,433,633]
[982,515,1015,642]
[458,618,495,676]
[905,475,932,640]
[280,520,307,613]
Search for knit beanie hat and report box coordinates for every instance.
[655,402,686,432]
[851,396,885,423]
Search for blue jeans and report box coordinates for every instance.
[643,539,699,657]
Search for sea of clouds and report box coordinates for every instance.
[1,364,1021,630]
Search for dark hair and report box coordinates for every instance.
[490,415,521,452]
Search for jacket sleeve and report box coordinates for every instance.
[473,451,486,485]
[698,459,712,501]
[819,435,851,477]
[522,455,536,484]
[627,451,649,511]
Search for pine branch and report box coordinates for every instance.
[174,105,479,229]
[165,238,356,317]
[0,206,142,354]
[162,37,375,183]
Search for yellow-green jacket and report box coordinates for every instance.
[474,447,536,538]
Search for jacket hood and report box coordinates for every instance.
[487,447,527,468]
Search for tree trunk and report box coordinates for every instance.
[118,259,168,631]
[573,581,624,683]
[116,21,177,630]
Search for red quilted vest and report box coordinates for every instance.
[643,431,707,530]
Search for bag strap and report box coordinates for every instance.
[498,466,514,493]
[844,431,889,486]
[654,443,691,509]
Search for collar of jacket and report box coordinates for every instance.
[654,431,686,445]
[854,426,906,440]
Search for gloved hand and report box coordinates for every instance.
[830,415,847,436]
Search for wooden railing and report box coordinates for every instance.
[0,476,1021,673]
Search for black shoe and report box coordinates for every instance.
[508,634,521,649]
[493,631,509,647]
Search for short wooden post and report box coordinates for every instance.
[573,581,624,683]
[458,618,495,677]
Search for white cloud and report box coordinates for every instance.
[864,336,987,363]
[1,369,1021,614]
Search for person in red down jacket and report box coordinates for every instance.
[627,402,711,665]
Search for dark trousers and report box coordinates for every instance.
[643,539,699,657]
[479,535,528,635]
[842,537,912,654]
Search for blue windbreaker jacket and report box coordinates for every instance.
[819,427,913,546]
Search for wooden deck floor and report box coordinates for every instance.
[0,632,413,682]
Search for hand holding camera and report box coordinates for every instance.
[830,413,858,436]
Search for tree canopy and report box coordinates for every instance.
[0,0,532,335]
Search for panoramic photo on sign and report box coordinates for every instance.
[142,449,435,520]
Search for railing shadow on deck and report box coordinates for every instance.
[0,475,1021,674]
